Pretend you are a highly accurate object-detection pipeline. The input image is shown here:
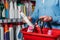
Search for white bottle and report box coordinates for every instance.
[16,24,22,40]
[2,8,5,18]
[20,12,34,32]
[14,1,18,19]
[20,12,34,28]
[0,24,4,40]
[9,1,14,19]
[9,24,14,40]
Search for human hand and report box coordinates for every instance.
[39,16,52,22]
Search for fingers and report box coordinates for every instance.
[39,16,46,19]
[39,16,46,22]
[44,17,48,22]
[39,16,52,22]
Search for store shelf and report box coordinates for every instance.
[0,19,22,23]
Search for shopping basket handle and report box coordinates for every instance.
[36,19,44,28]
[36,19,52,29]
[35,19,52,33]
[35,19,44,33]
[47,22,52,29]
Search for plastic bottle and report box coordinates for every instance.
[16,23,22,40]
[9,0,14,19]
[14,0,18,19]
[24,1,32,16]
[21,12,34,27]
[20,12,34,32]
[9,24,14,40]
[2,8,5,19]
[0,3,4,19]
[4,23,10,40]
[4,0,9,18]
[0,24,4,40]
[13,23,16,40]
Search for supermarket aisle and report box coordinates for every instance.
[0,0,35,40]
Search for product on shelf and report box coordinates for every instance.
[23,5,26,16]
[9,24,14,40]
[13,24,16,40]
[2,8,5,19]
[17,3,24,19]
[5,9,9,18]
[24,1,32,16]
[16,23,22,40]
[4,0,9,18]
[0,24,4,40]
[9,0,14,19]
[0,0,36,40]
[14,0,18,19]
[0,2,4,19]
[4,23,10,40]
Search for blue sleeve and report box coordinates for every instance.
[51,1,60,24]
[44,0,60,24]
[53,0,60,24]
[52,16,60,24]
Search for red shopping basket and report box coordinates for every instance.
[21,27,60,40]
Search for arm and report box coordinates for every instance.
[40,0,60,24]
[39,7,60,24]
[51,0,60,24]
[51,8,60,24]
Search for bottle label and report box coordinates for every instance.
[27,26,33,32]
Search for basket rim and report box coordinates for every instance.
[21,28,60,38]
